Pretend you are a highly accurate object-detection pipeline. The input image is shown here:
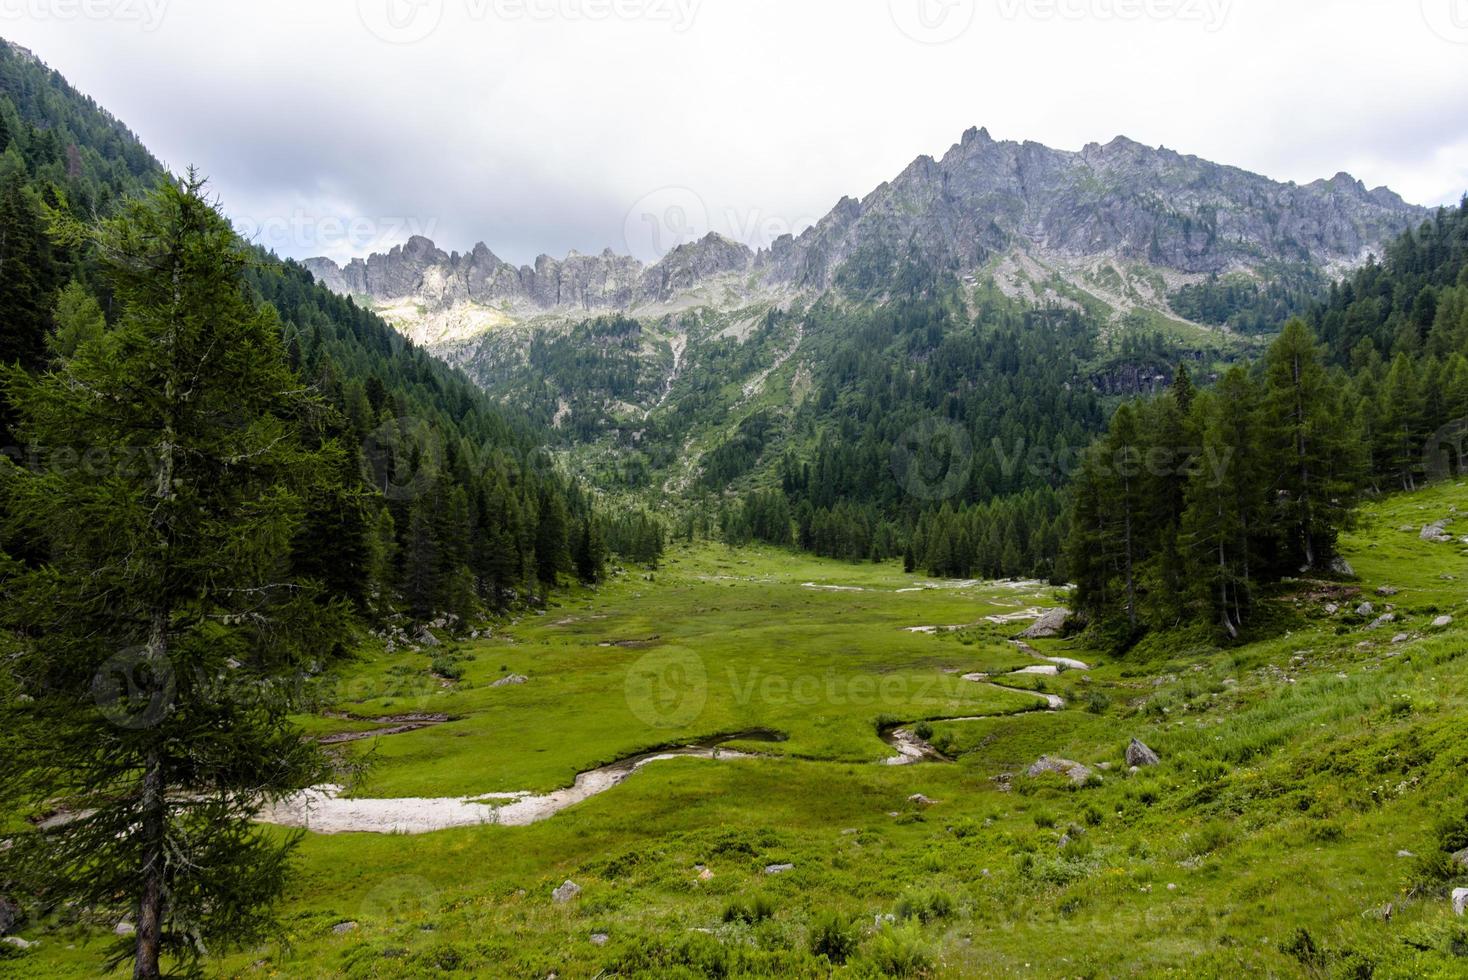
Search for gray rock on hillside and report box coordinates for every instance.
[1125,738,1161,768]
[492,674,529,688]
[1455,888,1468,917]
[1421,521,1454,543]
[1019,608,1071,640]
[552,880,581,904]
[1432,616,1454,629]
[1026,756,1096,786]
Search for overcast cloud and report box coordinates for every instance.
[3,0,1466,265]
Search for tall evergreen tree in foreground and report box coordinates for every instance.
[0,173,351,978]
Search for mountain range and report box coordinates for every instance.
[305,127,1426,336]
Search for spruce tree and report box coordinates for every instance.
[0,174,351,979]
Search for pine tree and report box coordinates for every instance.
[0,171,53,370]
[0,173,351,978]
[1261,319,1353,572]
[47,279,106,360]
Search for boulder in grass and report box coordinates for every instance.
[764,864,795,876]
[331,921,358,935]
[491,674,529,688]
[1422,522,1454,543]
[552,880,581,904]
[1026,756,1095,786]
[1455,889,1468,917]
[415,628,442,649]
[1356,602,1374,617]
[2,936,32,950]
[1125,738,1161,768]
[1432,616,1454,629]
[1019,608,1071,640]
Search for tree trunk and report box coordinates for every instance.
[133,743,165,979]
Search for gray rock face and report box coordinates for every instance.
[304,129,1422,319]
[1125,738,1161,768]
[1019,608,1071,640]
[1455,888,1468,917]
[552,880,581,904]
[304,232,752,315]
[1026,756,1095,786]
[764,129,1424,290]
[1433,616,1454,629]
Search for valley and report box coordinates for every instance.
[16,483,1468,978]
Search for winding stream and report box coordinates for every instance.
[264,629,1086,834]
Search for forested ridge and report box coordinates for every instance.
[1069,198,1468,644]
[0,39,613,630]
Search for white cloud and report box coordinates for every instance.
[5,0,1465,264]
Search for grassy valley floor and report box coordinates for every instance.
[8,483,1468,978]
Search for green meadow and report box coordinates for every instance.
[10,482,1468,978]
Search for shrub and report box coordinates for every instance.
[722,894,776,924]
[861,923,934,978]
[808,910,860,964]
[913,720,934,741]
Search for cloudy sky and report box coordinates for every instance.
[6,0,1467,264]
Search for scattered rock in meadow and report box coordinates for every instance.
[552,880,581,904]
[415,628,442,649]
[1057,834,1071,849]
[1376,586,1399,597]
[764,864,794,876]
[1454,889,1468,917]
[113,921,135,936]
[1126,739,1161,768]
[698,868,714,881]
[590,933,609,946]
[2,936,32,950]
[1323,603,1340,616]
[1432,616,1454,629]
[908,794,938,806]
[1421,521,1454,543]
[1026,756,1095,786]
[1392,634,1410,645]
[1356,603,1374,617]
[1019,608,1071,639]
[492,674,529,688]
[1329,555,1356,578]
[331,921,358,935]
[1368,613,1396,630]
[1397,850,1415,858]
